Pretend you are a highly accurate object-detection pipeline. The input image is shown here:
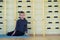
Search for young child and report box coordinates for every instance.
[7,11,28,36]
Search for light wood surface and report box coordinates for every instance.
[0,36,60,40]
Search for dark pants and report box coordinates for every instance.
[7,31,25,36]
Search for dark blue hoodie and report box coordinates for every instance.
[15,18,28,33]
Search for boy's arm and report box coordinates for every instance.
[15,20,19,30]
[11,30,16,36]
[25,21,28,33]
[25,24,28,33]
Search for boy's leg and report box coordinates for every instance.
[7,31,14,36]
[13,31,25,36]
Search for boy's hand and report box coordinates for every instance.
[11,32,15,36]
[25,32,28,35]
[11,30,16,36]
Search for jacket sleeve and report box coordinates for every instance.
[15,20,19,30]
[24,20,28,33]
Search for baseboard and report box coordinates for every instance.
[29,34,60,36]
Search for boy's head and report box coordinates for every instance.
[19,11,25,20]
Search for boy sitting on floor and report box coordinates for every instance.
[7,11,28,36]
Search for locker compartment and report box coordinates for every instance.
[0,0,3,2]
[26,0,31,2]
[26,15,32,17]
[46,29,60,34]
[53,2,59,5]
[45,20,53,24]
[55,21,60,24]
[27,6,31,7]
[26,10,32,13]
[45,24,54,27]
[54,0,58,2]
[53,14,60,17]
[18,3,32,7]
[54,11,59,13]
[0,22,3,24]
[45,15,52,18]
[54,7,59,10]
[18,0,22,2]
[26,11,31,13]
[55,22,59,24]
[25,13,32,16]
[28,28,31,30]
[18,3,26,6]
[44,9,53,13]
[47,16,50,18]
[54,16,58,18]
[47,7,54,10]
[0,28,2,30]
[0,10,3,16]
[54,5,58,7]
[26,17,31,20]
[55,27,59,29]
[48,22,52,24]
[17,9,24,12]
[44,5,52,7]
[18,8,32,12]
[48,11,53,13]
[27,23,31,26]
[27,16,31,18]
[26,19,31,22]
[0,11,2,13]
[47,27,51,29]
[27,22,31,24]
[0,5,2,7]
[48,5,52,7]
[48,0,52,2]
[18,8,32,11]
[26,3,32,6]
[18,2,32,6]
[44,2,53,7]
[18,6,22,7]
[0,17,3,18]
[18,11,24,13]
[26,7,32,10]
[28,29,33,34]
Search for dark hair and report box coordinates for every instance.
[18,11,24,13]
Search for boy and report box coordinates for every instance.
[7,11,28,36]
